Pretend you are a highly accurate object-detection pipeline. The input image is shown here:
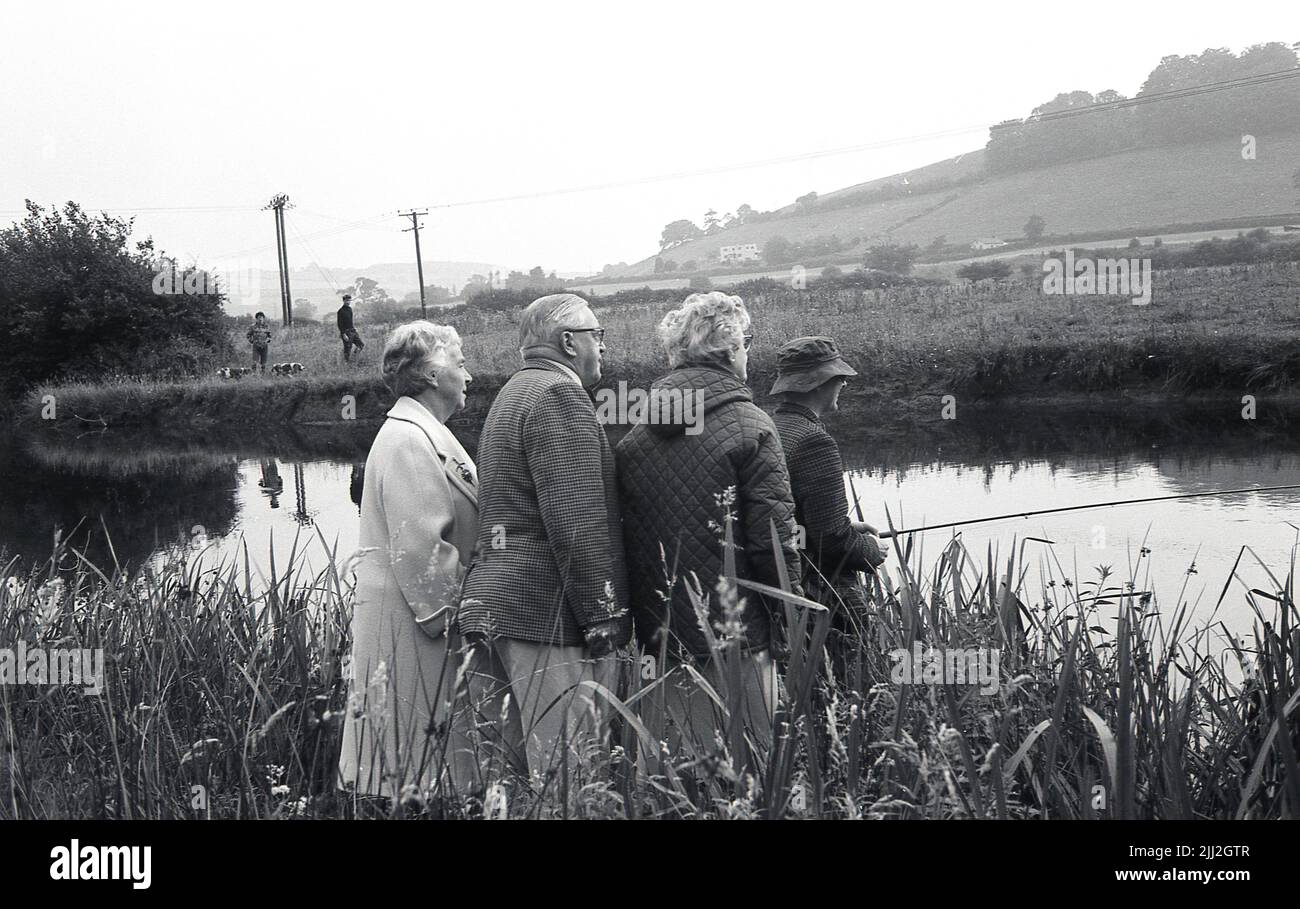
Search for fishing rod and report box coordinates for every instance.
[869,484,1300,538]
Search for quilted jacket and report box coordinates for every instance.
[773,402,882,616]
[615,364,803,661]
[458,358,632,647]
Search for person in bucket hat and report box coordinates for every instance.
[771,337,885,659]
[769,335,860,395]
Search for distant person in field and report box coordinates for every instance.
[338,293,365,363]
[246,312,273,373]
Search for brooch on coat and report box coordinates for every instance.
[450,458,475,484]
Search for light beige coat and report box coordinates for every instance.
[339,396,480,797]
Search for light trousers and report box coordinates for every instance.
[464,637,619,781]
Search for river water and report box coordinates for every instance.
[3,400,1295,646]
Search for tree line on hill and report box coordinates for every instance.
[985,43,1300,174]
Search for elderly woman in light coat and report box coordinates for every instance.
[339,321,480,804]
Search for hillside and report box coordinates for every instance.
[622,131,1300,275]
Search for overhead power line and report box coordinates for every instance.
[215,212,392,260]
[418,68,1300,210]
[0,204,261,215]
[137,64,1300,261]
[286,212,342,294]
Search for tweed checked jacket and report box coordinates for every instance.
[458,357,631,647]
[773,402,880,614]
[616,364,803,661]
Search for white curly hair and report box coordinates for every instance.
[657,292,750,369]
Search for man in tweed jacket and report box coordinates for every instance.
[459,294,631,778]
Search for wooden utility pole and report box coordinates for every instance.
[264,193,294,326]
[400,209,429,318]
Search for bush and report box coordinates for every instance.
[763,236,796,265]
[688,276,714,291]
[730,277,785,297]
[863,242,919,275]
[466,288,538,312]
[957,260,1013,283]
[0,202,231,393]
[815,268,942,290]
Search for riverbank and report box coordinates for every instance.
[17,261,1300,432]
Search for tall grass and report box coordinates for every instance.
[2,521,1295,819]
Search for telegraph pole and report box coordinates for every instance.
[264,193,294,326]
[400,209,429,318]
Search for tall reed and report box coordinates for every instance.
[0,524,1295,819]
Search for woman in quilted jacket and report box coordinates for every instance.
[615,291,804,759]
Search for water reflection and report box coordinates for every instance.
[291,463,313,526]
[2,402,1295,644]
[258,460,284,509]
[349,463,364,514]
[0,421,380,570]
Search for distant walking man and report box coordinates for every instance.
[246,312,273,374]
[338,293,365,363]
[458,293,631,779]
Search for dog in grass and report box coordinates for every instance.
[270,362,306,377]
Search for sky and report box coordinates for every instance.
[2,1,1295,275]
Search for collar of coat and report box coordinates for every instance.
[385,396,478,507]
[658,362,752,401]
[775,401,822,424]
[635,364,754,438]
[520,355,583,385]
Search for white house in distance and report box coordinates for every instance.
[719,243,760,264]
[971,238,1009,251]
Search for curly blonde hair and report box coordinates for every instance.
[657,292,750,369]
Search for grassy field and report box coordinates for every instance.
[23,259,1300,431]
[1,522,1295,819]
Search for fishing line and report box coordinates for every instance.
[878,484,1300,537]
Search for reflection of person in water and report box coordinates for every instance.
[349,462,365,514]
[258,459,284,509]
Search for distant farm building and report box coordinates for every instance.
[971,238,1009,251]
[719,243,760,264]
